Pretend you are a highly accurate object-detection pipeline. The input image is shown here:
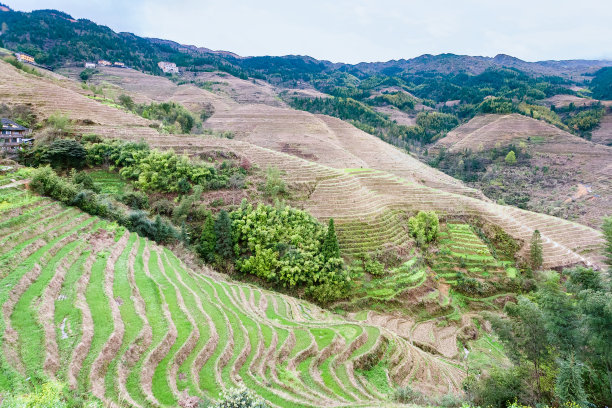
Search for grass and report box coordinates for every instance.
[88,170,127,195]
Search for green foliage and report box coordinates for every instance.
[134,101,196,133]
[85,140,243,194]
[370,91,416,111]
[120,191,149,210]
[529,230,543,270]
[231,203,347,290]
[408,211,439,247]
[70,169,100,193]
[415,111,459,138]
[505,150,517,165]
[322,218,340,260]
[477,97,515,114]
[29,166,177,244]
[198,211,216,262]
[44,139,86,169]
[555,355,588,406]
[0,103,37,128]
[118,94,135,111]
[565,107,605,134]
[469,366,527,408]
[2,56,42,77]
[604,217,612,269]
[215,210,234,261]
[46,112,72,134]
[79,68,97,81]
[263,167,287,198]
[590,67,612,100]
[208,387,269,408]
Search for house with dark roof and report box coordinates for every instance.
[0,118,33,151]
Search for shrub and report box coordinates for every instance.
[394,385,426,404]
[150,198,174,216]
[210,387,269,408]
[120,191,149,209]
[263,167,287,198]
[505,150,517,165]
[46,139,86,169]
[71,170,100,193]
[408,211,439,247]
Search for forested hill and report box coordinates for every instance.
[1,3,611,82]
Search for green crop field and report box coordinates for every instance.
[0,186,465,407]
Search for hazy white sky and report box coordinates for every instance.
[13,0,612,63]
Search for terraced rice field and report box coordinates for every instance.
[0,186,467,407]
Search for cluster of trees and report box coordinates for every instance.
[407,210,439,247]
[123,100,198,134]
[85,140,247,194]
[469,264,612,408]
[369,91,416,111]
[0,103,37,128]
[590,67,612,100]
[563,107,605,137]
[229,203,349,303]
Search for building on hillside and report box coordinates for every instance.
[0,118,33,151]
[15,52,35,64]
[113,61,125,68]
[158,61,179,74]
[85,62,97,68]
[98,59,112,66]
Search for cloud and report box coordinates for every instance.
[11,0,612,63]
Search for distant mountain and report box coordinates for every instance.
[1,3,611,82]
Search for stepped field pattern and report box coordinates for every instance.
[0,186,468,407]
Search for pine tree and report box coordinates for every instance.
[530,230,543,270]
[215,210,233,260]
[198,211,216,262]
[322,218,340,259]
[555,354,588,405]
[505,150,517,165]
[603,216,612,269]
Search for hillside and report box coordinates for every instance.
[431,114,612,227]
[0,184,473,407]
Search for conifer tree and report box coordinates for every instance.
[530,230,543,270]
[555,354,588,405]
[198,212,216,262]
[322,218,340,259]
[603,216,612,269]
[215,210,233,260]
[505,150,517,165]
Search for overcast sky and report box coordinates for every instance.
[12,0,612,63]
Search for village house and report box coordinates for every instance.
[98,59,112,66]
[113,61,125,68]
[158,61,179,74]
[15,52,35,64]
[0,118,33,152]
[85,62,97,68]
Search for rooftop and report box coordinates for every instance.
[0,118,29,131]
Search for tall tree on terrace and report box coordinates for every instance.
[603,216,612,269]
[215,210,233,261]
[322,218,340,260]
[198,211,216,262]
[530,230,543,270]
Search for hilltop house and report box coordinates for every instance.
[98,59,112,66]
[0,118,33,151]
[85,62,97,68]
[15,52,35,64]
[158,61,179,74]
[113,61,125,68]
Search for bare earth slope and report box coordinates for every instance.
[434,114,612,228]
[0,61,605,269]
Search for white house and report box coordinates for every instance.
[158,61,179,74]
[85,62,97,68]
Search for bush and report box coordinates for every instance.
[408,211,439,247]
[120,191,149,209]
[71,170,100,193]
[209,387,269,408]
[46,139,86,169]
[263,167,287,198]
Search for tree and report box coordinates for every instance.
[530,230,543,270]
[215,210,233,260]
[603,216,612,269]
[490,297,550,400]
[505,150,517,165]
[555,355,588,406]
[322,218,340,259]
[118,94,135,110]
[46,139,87,169]
[408,211,439,247]
[198,211,216,262]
